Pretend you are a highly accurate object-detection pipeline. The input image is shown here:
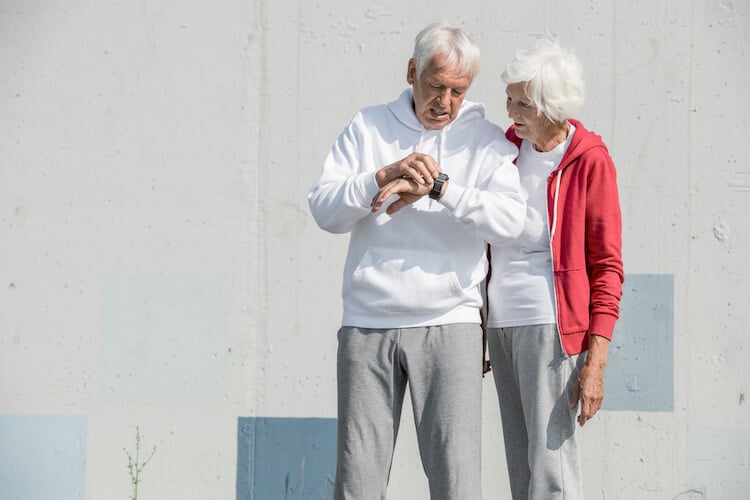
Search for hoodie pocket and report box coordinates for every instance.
[349,247,464,315]
[554,268,590,334]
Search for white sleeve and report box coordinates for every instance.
[307,116,380,234]
[438,144,526,245]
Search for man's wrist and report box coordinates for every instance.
[375,169,388,188]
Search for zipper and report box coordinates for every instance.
[548,168,566,356]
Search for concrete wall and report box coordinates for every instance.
[1,0,748,498]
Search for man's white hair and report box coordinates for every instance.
[413,22,480,81]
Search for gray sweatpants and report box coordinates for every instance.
[335,324,483,500]
[487,324,585,500]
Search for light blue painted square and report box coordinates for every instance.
[603,274,674,412]
[688,427,750,498]
[236,417,336,500]
[0,415,87,500]
[101,276,227,403]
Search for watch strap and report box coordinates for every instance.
[429,173,449,200]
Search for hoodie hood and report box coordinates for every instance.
[557,119,609,170]
[389,88,486,133]
[505,118,608,172]
[505,118,609,245]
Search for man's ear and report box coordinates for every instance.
[407,59,416,85]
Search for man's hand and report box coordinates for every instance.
[370,153,443,214]
[375,153,440,188]
[370,177,432,214]
[571,334,610,427]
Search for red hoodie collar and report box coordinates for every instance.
[505,118,592,170]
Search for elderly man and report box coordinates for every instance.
[308,22,525,500]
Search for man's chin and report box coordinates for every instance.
[421,115,451,130]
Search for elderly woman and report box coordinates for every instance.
[485,39,624,499]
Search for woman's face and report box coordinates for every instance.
[505,82,553,145]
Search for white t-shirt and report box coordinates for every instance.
[487,124,576,328]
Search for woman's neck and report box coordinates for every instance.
[532,121,570,152]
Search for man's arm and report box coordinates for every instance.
[309,116,443,233]
[437,148,526,245]
[369,145,525,244]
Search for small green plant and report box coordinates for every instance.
[124,426,157,500]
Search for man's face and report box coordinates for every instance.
[408,55,472,131]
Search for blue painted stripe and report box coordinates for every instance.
[603,274,674,412]
[0,415,87,500]
[237,417,336,500]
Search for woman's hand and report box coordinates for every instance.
[571,334,610,426]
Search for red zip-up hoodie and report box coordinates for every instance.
[505,119,624,355]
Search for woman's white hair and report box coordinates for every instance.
[502,38,585,122]
[413,22,480,81]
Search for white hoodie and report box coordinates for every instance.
[308,88,525,328]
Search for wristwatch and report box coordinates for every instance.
[429,173,449,200]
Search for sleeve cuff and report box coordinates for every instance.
[589,313,617,340]
[435,181,464,209]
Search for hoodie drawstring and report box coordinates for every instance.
[416,132,425,155]
[414,130,444,168]
[438,128,446,165]
[549,170,562,242]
